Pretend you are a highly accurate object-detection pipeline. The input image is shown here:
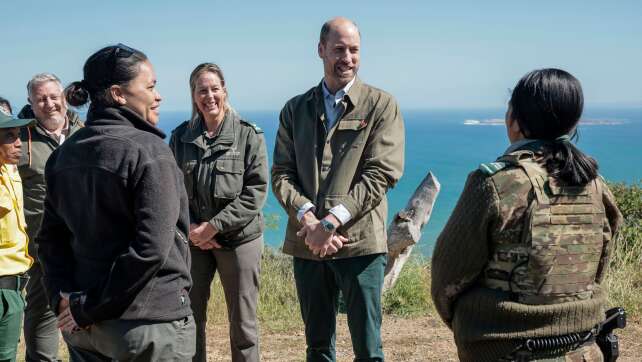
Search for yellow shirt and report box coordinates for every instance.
[0,163,32,276]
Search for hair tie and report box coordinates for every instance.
[555,134,571,143]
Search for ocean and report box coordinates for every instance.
[156,108,642,256]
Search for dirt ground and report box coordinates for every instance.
[204,315,642,362]
[17,315,641,361]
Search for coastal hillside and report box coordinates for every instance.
[198,181,642,361]
[16,181,642,360]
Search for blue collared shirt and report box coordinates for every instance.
[295,78,357,226]
[321,77,355,129]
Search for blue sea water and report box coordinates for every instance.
[157,108,642,256]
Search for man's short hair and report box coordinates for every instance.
[319,18,360,44]
[27,73,63,99]
[0,96,11,114]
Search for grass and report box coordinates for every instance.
[205,249,436,334]
[16,181,642,360]
[382,257,434,317]
[213,180,642,330]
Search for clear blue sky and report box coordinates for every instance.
[2,0,641,111]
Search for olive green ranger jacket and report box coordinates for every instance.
[272,78,405,260]
[170,109,268,248]
[17,106,84,258]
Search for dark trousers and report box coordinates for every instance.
[24,264,60,362]
[293,253,386,362]
[62,316,195,361]
[189,236,262,362]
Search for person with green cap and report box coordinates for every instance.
[16,72,84,362]
[0,107,35,362]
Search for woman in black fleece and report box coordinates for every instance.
[35,44,195,361]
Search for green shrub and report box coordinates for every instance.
[206,247,302,332]
[382,256,434,316]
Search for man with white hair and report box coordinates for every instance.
[17,73,84,362]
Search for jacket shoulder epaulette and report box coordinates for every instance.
[479,162,509,175]
[240,120,263,134]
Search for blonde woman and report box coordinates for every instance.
[170,63,268,362]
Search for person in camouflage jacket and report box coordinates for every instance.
[431,69,622,362]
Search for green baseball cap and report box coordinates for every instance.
[0,110,35,129]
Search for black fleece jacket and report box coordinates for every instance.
[36,106,192,327]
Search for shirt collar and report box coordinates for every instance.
[504,138,538,155]
[322,77,356,103]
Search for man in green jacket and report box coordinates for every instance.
[17,73,83,362]
[272,17,405,361]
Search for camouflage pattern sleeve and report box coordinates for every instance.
[595,181,624,283]
[430,170,500,328]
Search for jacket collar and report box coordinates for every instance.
[86,105,166,139]
[18,105,84,137]
[308,77,365,124]
[180,108,237,148]
[308,77,364,108]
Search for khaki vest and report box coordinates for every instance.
[483,151,605,304]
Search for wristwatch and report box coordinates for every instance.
[320,219,336,233]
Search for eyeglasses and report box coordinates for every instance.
[112,43,136,59]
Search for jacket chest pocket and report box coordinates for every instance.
[213,158,244,199]
[334,118,368,153]
[181,160,197,200]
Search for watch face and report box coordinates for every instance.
[321,220,335,232]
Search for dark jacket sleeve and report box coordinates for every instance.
[271,105,314,217]
[169,129,198,224]
[36,189,75,315]
[335,95,405,220]
[430,171,498,328]
[69,156,184,326]
[209,131,268,233]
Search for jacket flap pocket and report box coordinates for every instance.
[337,119,367,131]
[215,159,243,174]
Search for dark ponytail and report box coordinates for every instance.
[65,43,147,109]
[509,68,599,186]
[65,81,90,107]
[545,135,599,186]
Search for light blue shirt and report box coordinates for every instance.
[321,77,355,129]
[295,78,357,226]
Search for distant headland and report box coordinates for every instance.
[463,118,625,126]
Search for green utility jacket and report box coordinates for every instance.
[272,78,405,260]
[170,109,268,248]
[17,107,84,257]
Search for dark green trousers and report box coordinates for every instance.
[293,253,386,362]
[0,288,25,362]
